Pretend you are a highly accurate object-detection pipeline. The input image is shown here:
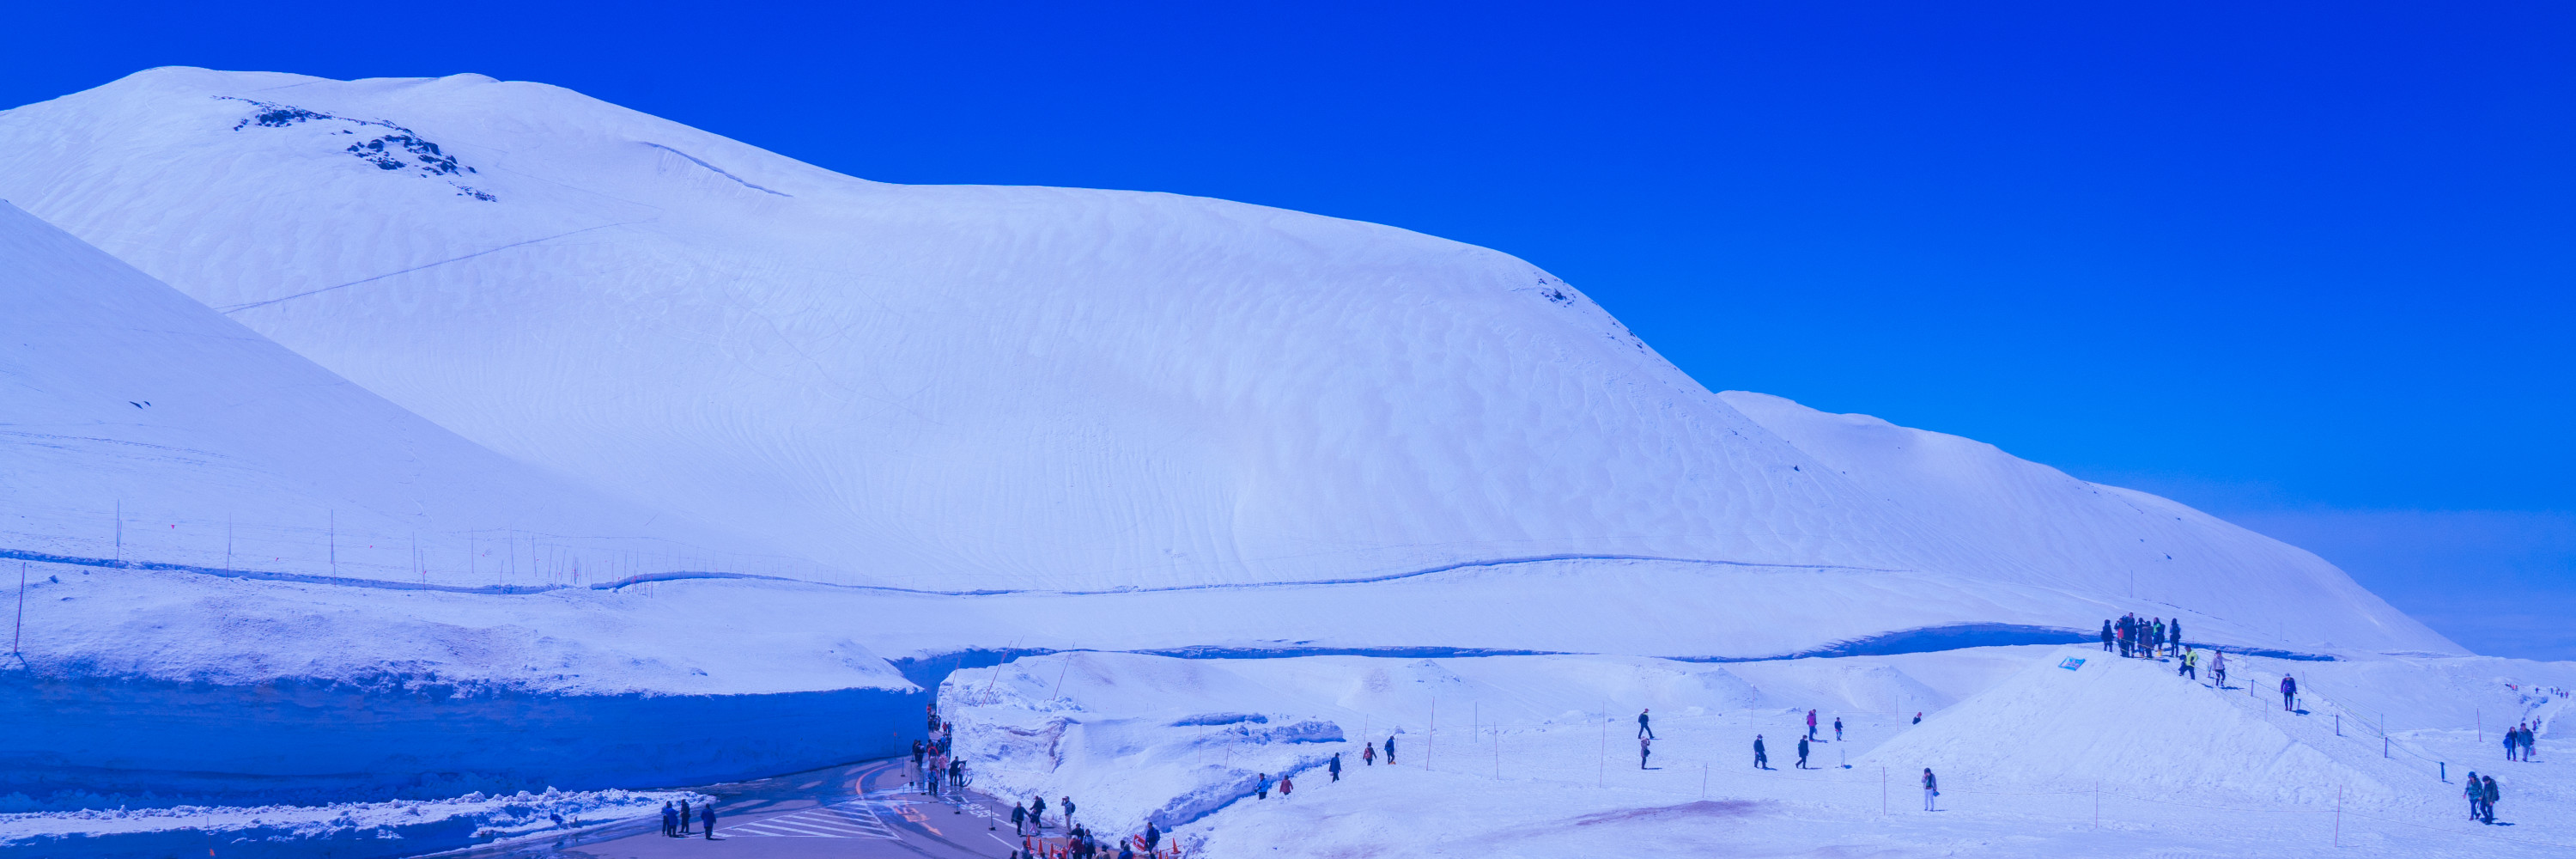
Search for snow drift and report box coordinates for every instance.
[0,68,2456,658]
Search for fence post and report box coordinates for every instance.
[2332,786,2342,847]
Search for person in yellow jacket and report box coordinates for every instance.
[2178,647,2199,681]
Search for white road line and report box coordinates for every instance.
[726,801,902,839]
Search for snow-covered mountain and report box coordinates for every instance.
[0,67,2453,656]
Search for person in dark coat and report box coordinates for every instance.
[2100,620,2113,652]
[660,802,677,837]
[1753,734,1768,769]
[2281,674,2298,711]
[1637,709,1655,739]
[1328,752,1342,782]
[1012,801,1028,835]
[1385,736,1397,765]
[702,802,715,839]
[2482,775,2500,823]
[1145,822,1161,852]
[678,799,692,835]
[1796,736,1811,770]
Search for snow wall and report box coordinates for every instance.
[2,673,910,807]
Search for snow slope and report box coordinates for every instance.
[0,68,2454,657]
[0,198,787,585]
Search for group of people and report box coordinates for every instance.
[1747,709,1851,771]
[1012,794,1163,859]
[659,798,714,839]
[2101,613,2183,659]
[2101,614,2238,690]
[2461,771,2504,824]
[2501,722,2540,762]
[914,704,967,797]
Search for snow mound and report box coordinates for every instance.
[1860,646,2411,807]
[0,69,2453,657]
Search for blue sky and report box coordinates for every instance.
[8,3,2571,657]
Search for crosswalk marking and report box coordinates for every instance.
[726,800,902,839]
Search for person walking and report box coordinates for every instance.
[1385,736,1398,765]
[1329,752,1343,782]
[1279,775,1294,798]
[2482,775,2500,824]
[2179,647,2197,680]
[1639,735,1653,769]
[1796,736,1811,770]
[1256,773,1271,800]
[2210,649,2227,688]
[1753,734,1768,769]
[1638,709,1656,739]
[1063,796,1077,828]
[2169,618,2183,655]
[2504,728,2518,761]
[1807,710,1819,740]
[1362,742,1376,766]
[1923,769,1939,811]
[2464,771,2482,820]
[1834,716,1844,741]
[1030,796,1048,831]
[1012,801,1028,836]
[2100,619,2113,652]
[1145,822,1161,854]
[701,802,715,840]
[2524,723,2539,761]
[2280,674,2298,711]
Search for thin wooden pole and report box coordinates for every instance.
[13,561,26,654]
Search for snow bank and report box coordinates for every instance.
[0,787,701,859]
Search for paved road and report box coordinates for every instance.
[434,758,1033,859]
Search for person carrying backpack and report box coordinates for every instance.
[2473,768,2494,825]
[2280,675,2298,711]
[1922,769,1939,811]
